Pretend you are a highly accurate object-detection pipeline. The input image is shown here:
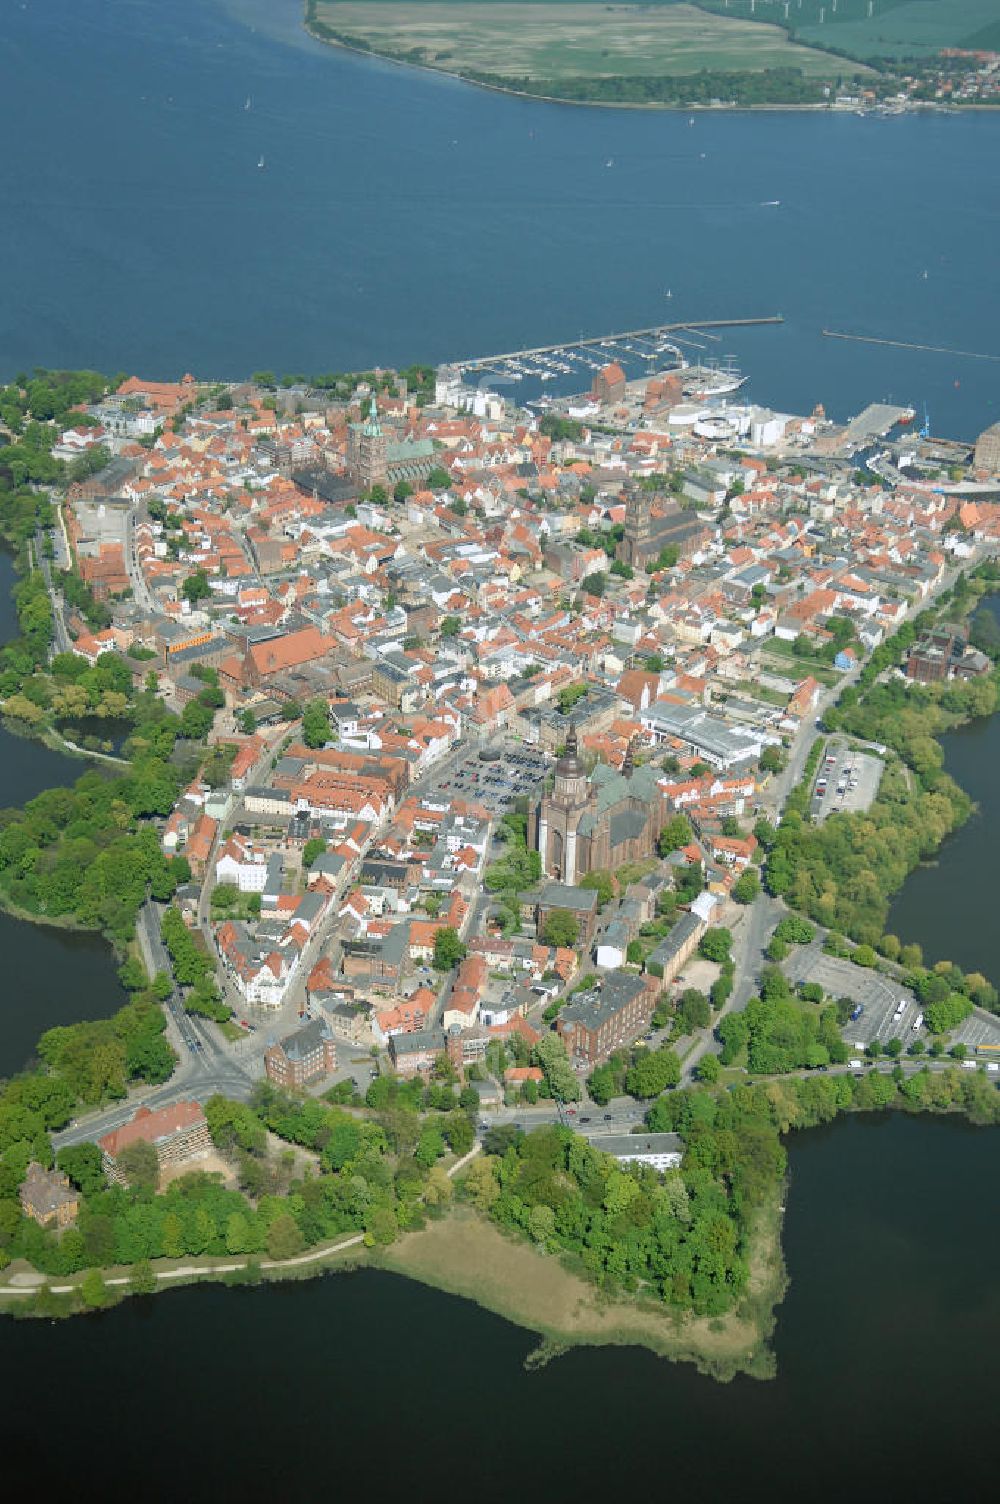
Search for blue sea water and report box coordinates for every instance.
[0,0,998,437]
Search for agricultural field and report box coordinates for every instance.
[702,0,1000,61]
[310,1,874,81]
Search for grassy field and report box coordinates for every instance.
[703,0,1000,61]
[311,2,873,81]
[379,1203,785,1378]
[799,0,1000,58]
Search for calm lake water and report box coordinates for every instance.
[0,552,125,1076]
[0,0,999,438]
[1,1112,997,1501]
[889,595,1000,980]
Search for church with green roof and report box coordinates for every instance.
[529,724,669,887]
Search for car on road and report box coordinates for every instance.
[579,1115,591,1123]
[603,1113,612,1121]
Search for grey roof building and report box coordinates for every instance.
[586,1132,684,1170]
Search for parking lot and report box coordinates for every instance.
[784,947,919,1047]
[785,944,1000,1056]
[811,741,883,822]
[424,740,550,815]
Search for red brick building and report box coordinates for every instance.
[264,1017,338,1087]
[100,1101,211,1184]
[592,362,626,404]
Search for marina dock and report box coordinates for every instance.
[450,315,783,378]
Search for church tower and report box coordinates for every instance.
[537,723,592,885]
[356,396,388,490]
[621,487,652,568]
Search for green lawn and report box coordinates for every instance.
[311,1,873,80]
[701,0,1000,61]
[797,0,1000,59]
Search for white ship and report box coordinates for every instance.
[682,361,747,400]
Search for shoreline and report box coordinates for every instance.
[3,1097,996,1367]
[300,9,995,116]
[379,1201,785,1380]
[0,1196,786,1378]
[830,577,1000,967]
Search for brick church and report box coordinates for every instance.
[347,396,436,491]
[529,725,668,885]
[617,486,709,571]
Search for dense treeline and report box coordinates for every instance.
[161,906,232,1023]
[0,755,186,941]
[717,964,846,1072]
[826,672,998,781]
[461,1055,1000,1318]
[466,1120,764,1316]
[0,1074,479,1282]
[766,757,970,945]
[0,371,111,521]
[462,66,829,106]
[0,987,178,1265]
[764,590,1000,942]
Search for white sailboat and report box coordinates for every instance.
[257,155,265,169]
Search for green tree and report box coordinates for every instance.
[699,927,732,964]
[532,1034,581,1102]
[181,570,212,604]
[625,1045,680,1098]
[301,698,330,749]
[161,1213,185,1259]
[732,869,760,904]
[80,1268,109,1309]
[579,870,614,910]
[658,814,692,855]
[528,1203,556,1244]
[433,927,467,972]
[266,1213,305,1261]
[439,615,461,637]
[678,989,711,1034]
[115,1139,159,1191]
[696,1053,721,1084]
[542,909,579,949]
[129,1259,157,1296]
[57,1142,105,1197]
[302,837,326,869]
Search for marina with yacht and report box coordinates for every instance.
[447,315,782,389]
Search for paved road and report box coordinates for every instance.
[136,900,254,1084]
[681,893,783,1082]
[34,531,72,653]
[125,507,157,613]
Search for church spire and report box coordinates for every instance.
[362,394,382,438]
